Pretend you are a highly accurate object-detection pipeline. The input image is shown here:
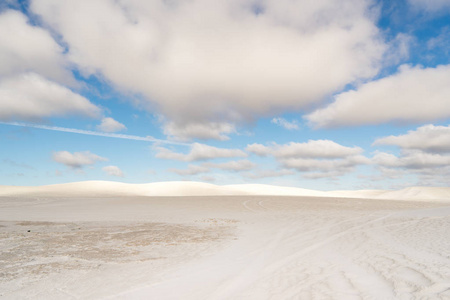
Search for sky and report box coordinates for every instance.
[0,0,450,190]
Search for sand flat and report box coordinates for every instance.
[1,193,449,299]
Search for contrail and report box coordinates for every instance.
[0,121,189,146]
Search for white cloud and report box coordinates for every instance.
[247,140,362,158]
[0,1,20,9]
[169,164,209,176]
[427,27,450,52]
[408,0,450,12]
[203,160,256,171]
[373,151,450,186]
[155,143,247,162]
[102,165,124,177]
[301,171,350,179]
[372,125,450,185]
[0,73,101,121]
[374,124,450,153]
[373,150,450,170]
[383,33,412,66]
[96,117,126,133]
[30,0,386,139]
[0,10,102,123]
[52,151,107,169]
[280,155,369,173]
[245,143,272,157]
[247,140,368,178]
[306,65,450,128]
[169,159,255,176]
[199,175,216,182]
[271,118,299,130]
[415,169,450,186]
[163,121,235,141]
[244,169,294,179]
[0,10,73,85]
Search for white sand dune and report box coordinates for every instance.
[329,189,389,199]
[224,184,330,197]
[0,181,334,198]
[1,191,450,299]
[0,181,235,197]
[1,181,449,201]
[329,186,450,201]
[1,181,450,299]
[376,186,450,201]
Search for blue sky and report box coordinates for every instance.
[1,0,450,190]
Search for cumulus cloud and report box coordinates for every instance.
[372,125,450,185]
[96,117,126,133]
[245,143,272,157]
[373,150,450,170]
[408,0,450,12]
[0,1,20,9]
[203,160,256,171]
[427,27,450,53]
[169,159,255,176]
[244,169,294,179]
[30,0,386,140]
[199,175,216,182]
[155,143,247,162]
[271,118,299,130]
[383,33,412,66]
[102,165,124,177]
[247,140,362,158]
[169,164,209,176]
[52,151,107,169]
[374,124,450,153]
[0,10,103,123]
[281,155,369,173]
[247,140,368,178]
[415,169,450,186]
[306,65,450,128]
[283,156,369,179]
[0,73,102,121]
[0,10,73,86]
[163,121,235,141]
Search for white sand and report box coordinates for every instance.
[1,181,450,201]
[330,187,450,201]
[225,184,330,197]
[1,181,449,299]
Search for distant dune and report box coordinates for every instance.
[330,187,450,201]
[0,181,449,201]
[375,186,450,201]
[224,184,330,197]
[0,181,232,197]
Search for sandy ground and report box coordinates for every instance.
[1,195,450,299]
